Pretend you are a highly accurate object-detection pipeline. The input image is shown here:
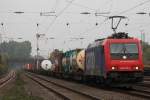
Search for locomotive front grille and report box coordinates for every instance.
[109,71,143,78]
[108,71,144,83]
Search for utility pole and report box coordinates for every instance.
[36,23,40,70]
[141,30,145,42]
[36,23,45,70]
[0,23,4,53]
[0,22,4,44]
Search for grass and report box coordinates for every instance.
[1,72,43,100]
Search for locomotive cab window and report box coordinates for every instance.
[110,43,139,60]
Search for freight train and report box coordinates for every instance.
[24,32,144,86]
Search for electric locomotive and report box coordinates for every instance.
[85,32,144,84]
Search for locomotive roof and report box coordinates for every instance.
[87,32,140,49]
[87,39,104,48]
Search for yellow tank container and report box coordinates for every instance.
[76,50,85,71]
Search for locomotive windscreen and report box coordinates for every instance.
[110,43,139,60]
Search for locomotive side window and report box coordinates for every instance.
[110,43,139,60]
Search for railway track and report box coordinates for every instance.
[118,86,150,99]
[26,72,150,100]
[91,76,150,99]
[88,83,150,99]
[137,76,150,88]
[0,71,16,88]
[90,81,150,99]
[25,72,101,100]
[136,83,150,88]
[144,76,150,81]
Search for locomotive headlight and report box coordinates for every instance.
[122,55,127,59]
[133,66,139,70]
[112,66,116,70]
[135,66,139,70]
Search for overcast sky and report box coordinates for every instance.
[0,0,150,57]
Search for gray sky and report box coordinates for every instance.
[0,0,150,57]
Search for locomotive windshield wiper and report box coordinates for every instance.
[119,44,129,54]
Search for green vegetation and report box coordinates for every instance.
[0,41,31,73]
[0,41,32,60]
[0,53,9,75]
[1,72,43,100]
[142,42,150,65]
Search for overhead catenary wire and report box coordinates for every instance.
[43,0,112,36]
[61,3,111,40]
[117,0,150,15]
[52,0,60,12]
[95,0,113,14]
[65,1,111,16]
[44,0,75,34]
[37,0,61,32]
[60,0,113,40]
[80,0,113,36]
[108,0,113,14]
[76,0,114,37]
[66,0,97,11]
[80,17,109,37]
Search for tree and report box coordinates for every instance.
[0,41,32,60]
[142,42,150,65]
